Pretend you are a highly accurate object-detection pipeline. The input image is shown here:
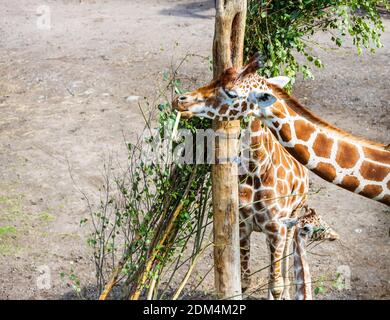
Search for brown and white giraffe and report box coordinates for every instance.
[173,56,318,299]
[285,205,339,300]
[236,118,309,299]
[174,53,390,206]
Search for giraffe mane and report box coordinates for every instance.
[268,84,387,151]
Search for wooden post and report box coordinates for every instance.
[212,0,247,300]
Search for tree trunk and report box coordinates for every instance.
[212,0,247,300]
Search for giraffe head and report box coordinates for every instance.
[298,206,340,242]
[285,206,339,242]
[172,53,290,120]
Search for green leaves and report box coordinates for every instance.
[245,0,388,84]
[333,272,346,290]
[85,63,214,298]
[313,58,323,68]
[314,275,327,296]
[314,285,326,295]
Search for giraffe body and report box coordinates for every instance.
[238,117,309,299]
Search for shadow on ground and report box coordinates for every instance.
[60,285,221,300]
[60,284,266,300]
[159,0,214,19]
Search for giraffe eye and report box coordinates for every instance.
[302,224,313,234]
[259,93,271,101]
[224,89,238,99]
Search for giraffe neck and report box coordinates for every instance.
[293,230,312,300]
[245,118,276,164]
[259,89,390,206]
[245,117,300,177]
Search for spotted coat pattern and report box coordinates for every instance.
[290,206,339,300]
[172,55,388,299]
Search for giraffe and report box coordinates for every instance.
[285,205,339,300]
[173,53,390,206]
[236,120,309,299]
[173,55,318,299]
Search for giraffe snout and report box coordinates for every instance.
[172,95,190,111]
[178,95,188,102]
[172,94,195,118]
[327,229,340,241]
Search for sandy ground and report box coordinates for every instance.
[0,0,388,300]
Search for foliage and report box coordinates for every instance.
[84,56,214,299]
[60,267,83,298]
[332,271,347,290]
[245,0,390,84]
[314,275,327,296]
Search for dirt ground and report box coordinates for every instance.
[0,0,389,300]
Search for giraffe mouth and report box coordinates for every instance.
[328,233,340,241]
[179,111,194,119]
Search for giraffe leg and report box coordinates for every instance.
[239,206,254,294]
[240,232,251,293]
[281,226,294,300]
[266,223,287,300]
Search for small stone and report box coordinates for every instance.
[0,95,9,103]
[125,95,140,102]
[82,88,95,96]
[354,228,362,234]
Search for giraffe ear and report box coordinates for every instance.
[267,76,290,88]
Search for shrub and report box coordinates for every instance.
[245,0,390,83]
[86,55,214,300]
